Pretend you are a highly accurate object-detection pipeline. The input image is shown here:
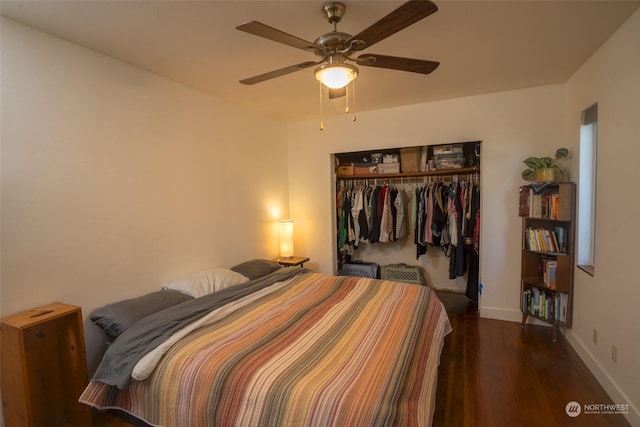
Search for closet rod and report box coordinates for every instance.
[337,173,478,186]
[336,166,479,181]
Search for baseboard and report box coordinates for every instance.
[429,286,465,293]
[480,306,520,322]
[479,306,550,327]
[564,330,640,426]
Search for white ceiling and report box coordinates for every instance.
[2,1,638,123]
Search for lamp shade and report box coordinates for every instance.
[314,63,358,89]
[279,220,294,258]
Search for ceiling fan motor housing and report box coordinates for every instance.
[322,2,346,24]
[314,32,352,57]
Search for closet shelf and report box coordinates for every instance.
[336,166,479,180]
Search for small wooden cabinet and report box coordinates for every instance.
[1,302,93,427]
[519,182,576,342]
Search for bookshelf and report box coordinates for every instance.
[519,182,575,342]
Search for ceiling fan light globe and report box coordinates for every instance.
[314,64,358,89]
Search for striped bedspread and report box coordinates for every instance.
[81,272,452,427]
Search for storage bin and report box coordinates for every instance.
[381,263,424,285]
[377,162,400,174]
[340,261,379,278]
[337,164,354,175]
[382,153,399,164]
[434,157,465,169]
[400,147,420,173]
[432,144,464,156]
[353,163,377,175]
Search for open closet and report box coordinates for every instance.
[334,141,481,305]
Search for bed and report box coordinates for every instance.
[80,261,452,427]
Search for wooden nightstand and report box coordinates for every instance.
[273,256,310,267]
[1,302,93,427]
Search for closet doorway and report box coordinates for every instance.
[333,142,481,307]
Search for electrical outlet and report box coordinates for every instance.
[593,328,598,344]
[612,345,618,364]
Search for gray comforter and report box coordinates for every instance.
[92,267,310,389]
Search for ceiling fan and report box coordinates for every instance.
[236,0,440,97]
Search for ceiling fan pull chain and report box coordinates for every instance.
[319,81,325,131]
[345,84,350,113]
[352,80,357,122]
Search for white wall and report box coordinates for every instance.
[286,84,565,321]
[564,9,640,425]
[1,18,289,374]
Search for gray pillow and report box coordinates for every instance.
[230,259,282,280]
[91,290,193,343]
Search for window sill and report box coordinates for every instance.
[578,264,595,276]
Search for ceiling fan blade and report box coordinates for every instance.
[347,0,438,51]
[329,87,347,99]
[236,21,322,53]
[239,61,319,85]
[356,54,439,74]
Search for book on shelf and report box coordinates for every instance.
[522,288,568,323]
[551,231,560,252]
[555,226,566,253]
[545,229,558,253]
[522,289,529,313]
[536,229,544,251]
[525,227,564,253]
[540,193,560,219]
[538,229,550,252]
[542,195,549,219]
[544,260,557,289]
[550,194,559,220]
[537,255,553,280]
[518,185,560,219]
[519,186,531,217]
[531,193,543,218]
[525,227,537,251]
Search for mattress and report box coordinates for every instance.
[81,271,451,427]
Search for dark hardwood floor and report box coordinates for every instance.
[95,412,136,427]
[433,291,630,427]
[94,291,631,427]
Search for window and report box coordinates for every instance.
[577,103,597,274]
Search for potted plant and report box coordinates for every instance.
[521,148,569,182]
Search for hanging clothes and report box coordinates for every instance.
[415,186,427,258]
[369,186,381,243]
[465,182,481,303]
[379,185,391,243]
[358,186,371,243]
[389,187,398,241]
[336,180,411,259]
[337,183,348,249]
[432,183,448,247]
[394,187,408,239]
[407,177,481,291]
[454,183,465,277]
[351,185,363,248]
[424,185,434,245]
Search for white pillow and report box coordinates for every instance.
[163,268,249,298]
